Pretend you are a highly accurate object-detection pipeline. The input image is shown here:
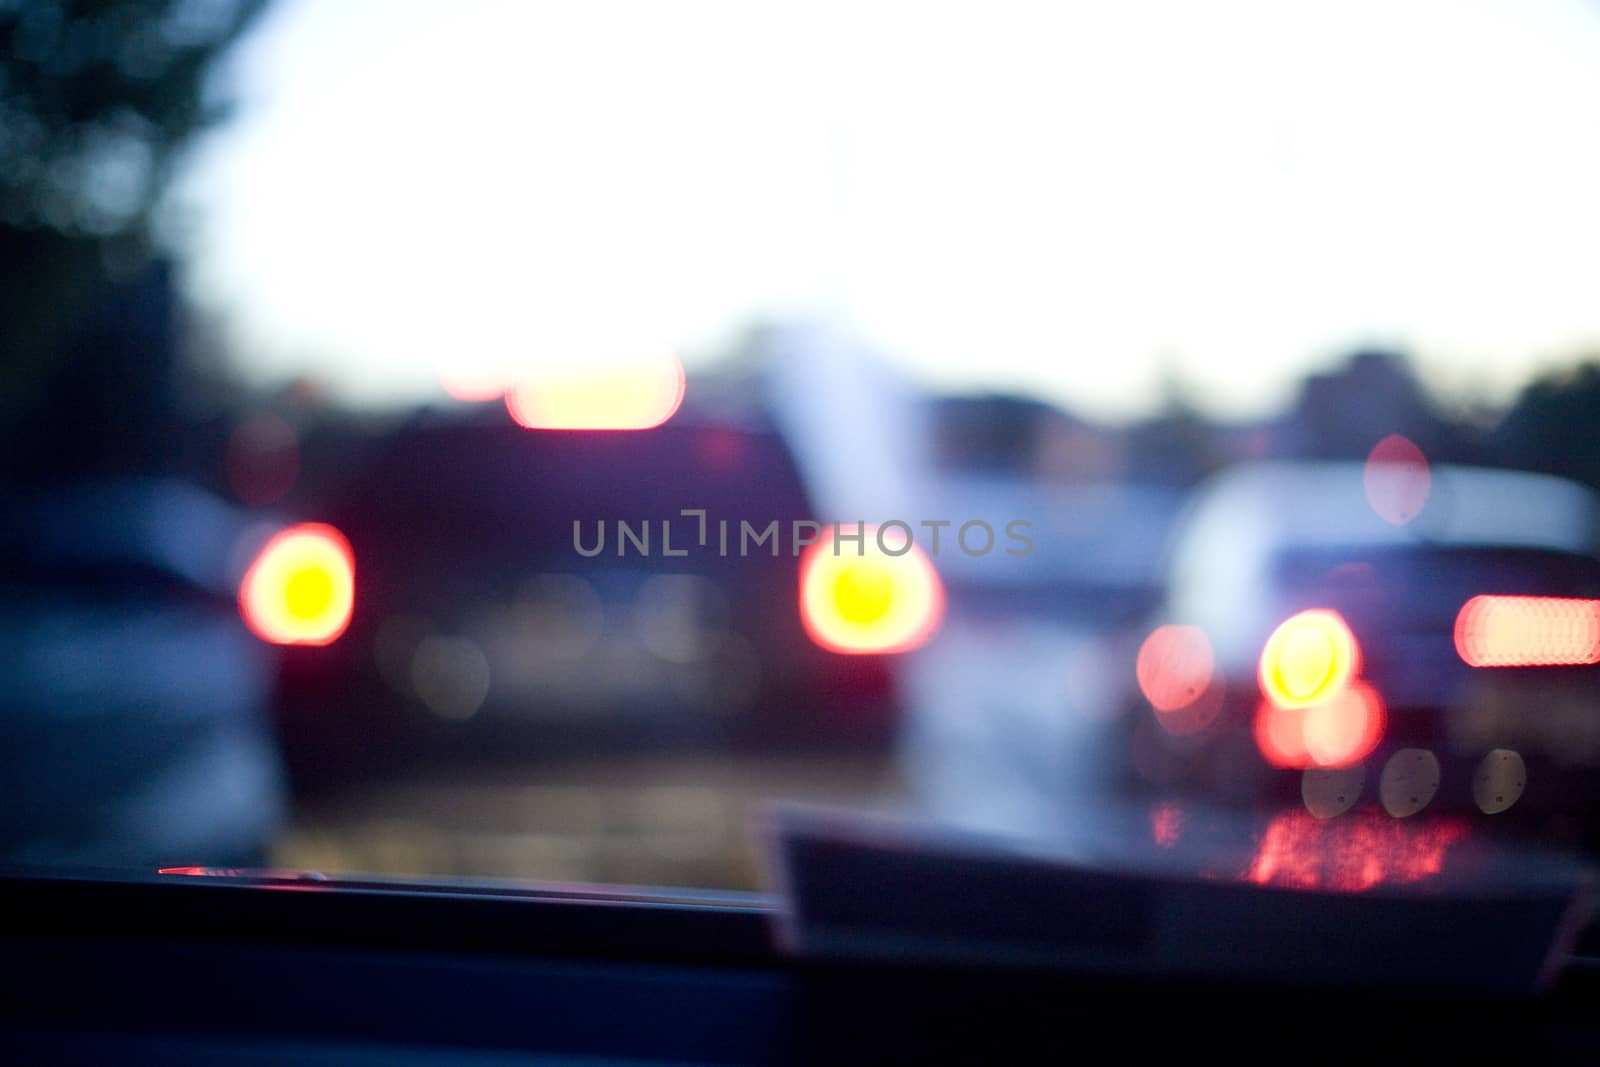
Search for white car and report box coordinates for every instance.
[1129,461,1600,820]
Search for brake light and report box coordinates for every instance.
[239,523,355,646]
[504,352,685,431]
[1258,609,1359,709]
[799,526,944,654]
[1253,681,1385,770]
[1454,595,1600,668]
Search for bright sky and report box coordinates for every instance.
[174,0,1600,419]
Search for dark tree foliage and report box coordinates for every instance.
[1493,361,1600,492]
[0,0,267,401]
[1267,348,1488,467]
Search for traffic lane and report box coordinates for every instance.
[271,750,908,891]
[270,748,1587,906]
[897,613,1135,838]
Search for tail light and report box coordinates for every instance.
[1254,608,1381,769]
[1254,681,1385,770]
[799,525,944,654]
[239,523,355,646]
[504,352,685,430]
[1454,595,1600,668]
[1258,609,1360,709]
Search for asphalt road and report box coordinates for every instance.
[272,749,908,891]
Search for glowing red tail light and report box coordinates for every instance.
[1258,609,1360,709]
[1253,609,1383,769]
[504,352,685,431]
[799,526,944,654]
[1455,595,1600,668]
[239,523,355,646]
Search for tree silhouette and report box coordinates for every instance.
[1,0,267,480]
[0,0,267,407]
[1269,348,1487,466]
[1493,360,1600,492]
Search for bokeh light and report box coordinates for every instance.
[1255,681,1384,770]
[634,573,728,664]
[1473,748,1527,814]
[1454,595,1600,667]
[439,365,510,403]
[1135,625,1215,713]
[1150,802,1183,848]
[1254,701,1311,769]
[1258,609,1359,709]
[1363,433,1431,525]
[799,526,944,654]
[511,574,607,664]
[374,614,436,694]
[1302,681,1385,769]
[1378,748,1441,818]
[1300,765,1364,819]
[238,523,355,646]
[411,635,492,720]
[226,412,300,507]
[504,351,685,430]
[1136,624,1224,735]
[1245,811,1467,892]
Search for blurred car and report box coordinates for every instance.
[0,478,303,867]
[1126,460,1600,831]
[270,403,896,781]
[754,329,1194,837]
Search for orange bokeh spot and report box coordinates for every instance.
[1302,681,1385,768]
[1136,625,1215,712]
[1258,609,1359,709]
[504,352,685,431]
[1254,701,1312,769]
[1454,595,1600,668]
[1255,681,1384,770]
[1363,433,1431,525]
[239,523,355,646]
[799,526,944,655]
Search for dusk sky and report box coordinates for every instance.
[174,0,1600,418]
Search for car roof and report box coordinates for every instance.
[1180,461,1600,558]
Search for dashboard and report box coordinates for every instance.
[3,870,1598,1063]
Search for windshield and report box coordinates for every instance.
[6,0,1600,915]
